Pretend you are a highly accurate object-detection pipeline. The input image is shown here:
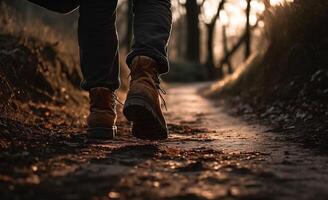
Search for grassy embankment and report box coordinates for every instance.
[205,0,328,150]
[0,3,125,150]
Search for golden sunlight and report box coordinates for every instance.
[202,0,266,28]
[203,0,220,23]
[270,0,294,6]
[215,0,266,36]
[201,0,294,31]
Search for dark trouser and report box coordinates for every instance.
[78,0,172,91]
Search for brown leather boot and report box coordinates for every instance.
[123,56,168,140]
[87,87,117,139]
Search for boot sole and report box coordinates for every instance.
[123,96,168,140]
[87,126,117,139]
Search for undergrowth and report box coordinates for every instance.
[206,0,328,150]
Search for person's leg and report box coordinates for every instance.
[27,0,79,13]
[123,0,172,140]
[126,0,172,74]
[79,0,120,91]
[79,0,119,139]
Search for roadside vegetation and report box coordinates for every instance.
[205,0,328,150]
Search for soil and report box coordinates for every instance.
[1,83,328,200]
[216,69,328,153]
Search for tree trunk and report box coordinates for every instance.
[185,0,200,63]
[245,0,252,60]
[264,0,271,9]
[205,24,222,80]
[203,0,226,80]
[222,25,233,74]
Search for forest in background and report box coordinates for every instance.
[2,0,273,82]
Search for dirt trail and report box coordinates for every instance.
[2,83,328,200]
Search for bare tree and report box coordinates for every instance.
[244,0,252,60]
[222,24,233,74]
[219,15,263,67]
[263,0,271,10]
[204,0,226,80]
[184,0,201,63]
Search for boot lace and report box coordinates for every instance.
[157,85,168,111]
[113,94,124,106]
[128,69,168,111]
[150,70,168,111]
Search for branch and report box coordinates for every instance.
[199,0,206,8]
[219,16,263,66]
[209,0,226,26]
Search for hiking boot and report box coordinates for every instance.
[87,87,117,139]
[123,56,168,140]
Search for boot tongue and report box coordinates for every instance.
[130,56,159,84]
[89,88,115,110]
